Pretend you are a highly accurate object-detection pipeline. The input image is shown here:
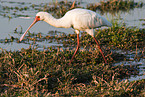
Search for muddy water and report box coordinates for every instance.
[0,0,145,80]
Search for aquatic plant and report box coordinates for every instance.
[96,27,145,49]
[0,46,144,96]
[87,0,143,12]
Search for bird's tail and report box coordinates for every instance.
[102,17,112,27]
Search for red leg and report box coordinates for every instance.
[93,37,107,64]
[69,34,80,64]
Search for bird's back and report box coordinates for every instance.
[63,8,112,30]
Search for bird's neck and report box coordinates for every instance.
[43,13,71,28]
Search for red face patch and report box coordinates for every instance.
[35,16,40,21]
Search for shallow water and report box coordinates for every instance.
[114,50,145,81]
[0,0,145,81]
[0,0,145,50]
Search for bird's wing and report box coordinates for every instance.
[66,8,112,30]
[71,9,104,30]
[71,10,95,30]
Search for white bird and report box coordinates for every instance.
[20,8,112,64]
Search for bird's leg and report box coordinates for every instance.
[93,37,107,64]
[69,34,80,64]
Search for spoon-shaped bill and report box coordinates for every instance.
[20,16,40,41]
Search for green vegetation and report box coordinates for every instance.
[87,0,143,12]
[0,25,145,96]
[0,45,144,96]
[0,0,145,96]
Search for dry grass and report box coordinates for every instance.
[0,43,144,96]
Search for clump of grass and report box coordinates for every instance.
[0,47,145,96]
[0,46,143,96]
[87,0,143,12]
[95,26,145,49]
[47,75,144,96]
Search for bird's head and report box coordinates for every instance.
[19,12,47,41]
[36,12,48,21]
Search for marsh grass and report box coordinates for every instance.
[0,24,145,96]
[0,45,144,96]
[0,26,145,96]
[0,0,145,96]
[87,0,143,13]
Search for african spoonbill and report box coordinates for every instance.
[20,8,112,64]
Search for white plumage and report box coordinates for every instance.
[20,8,112,64]
[36,8,112,36]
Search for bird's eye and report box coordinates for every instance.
[36,16,40,21]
